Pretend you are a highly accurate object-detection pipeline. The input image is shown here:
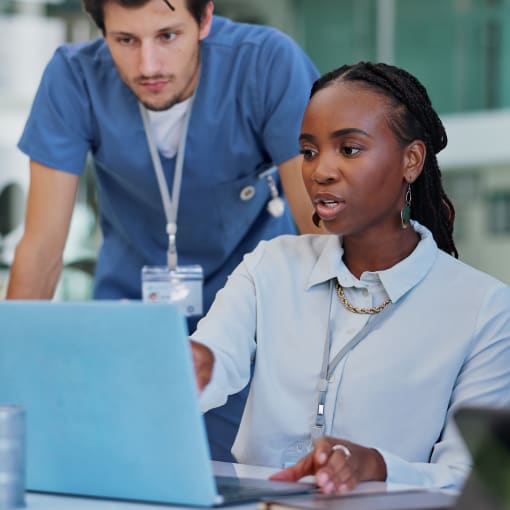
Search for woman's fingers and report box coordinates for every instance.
[271,437,386,494]
[190,340,214,392]
[270,452,315,482]
[313,438,362,494]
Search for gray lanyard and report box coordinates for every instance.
[138,93,195,270]
[311,280,393,441]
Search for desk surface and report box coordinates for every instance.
[23,461,448,510]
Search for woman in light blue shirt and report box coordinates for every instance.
[191,62,510,492]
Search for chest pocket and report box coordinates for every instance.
[171,172,270,268]
[214,172,272,244]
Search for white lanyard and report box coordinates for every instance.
[311,281,393,441]
[139,93,196,270]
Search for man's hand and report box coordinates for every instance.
[190,340,215,392]
[270,436,387,494]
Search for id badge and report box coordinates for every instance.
[141,265,203,317]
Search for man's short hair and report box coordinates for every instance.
[82,0,210,33]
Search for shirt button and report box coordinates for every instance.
[240,186,255,201]
[362,288,369,297]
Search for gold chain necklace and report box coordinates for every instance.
[335,280,391,314]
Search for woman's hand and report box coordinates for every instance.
[270,436,387,494]
[190,340,214,392]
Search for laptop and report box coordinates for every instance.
[0,301,313,506]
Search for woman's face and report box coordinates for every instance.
[300,82,412,238]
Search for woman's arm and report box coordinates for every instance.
[190,252,261,413]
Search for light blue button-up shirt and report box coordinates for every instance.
[195,222,510,489]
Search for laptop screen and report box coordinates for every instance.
[0,301,219,506]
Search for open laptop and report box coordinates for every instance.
[0,301,313,506]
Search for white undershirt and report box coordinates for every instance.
[146,97,192,159]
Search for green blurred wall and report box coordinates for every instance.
[290,0,510,114]
[293,0,376,73]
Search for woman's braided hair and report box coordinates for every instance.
[311,62,458,258]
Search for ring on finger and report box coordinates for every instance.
[331,444,351,459]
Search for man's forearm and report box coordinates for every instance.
[6,241,63,299]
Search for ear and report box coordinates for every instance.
[198,2,214,40]
[403,140,426,184]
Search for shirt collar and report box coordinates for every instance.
[306,235,344,289]
[305,221,439,303]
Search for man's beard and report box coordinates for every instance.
[136,48,200,112]
[141,89,182,112]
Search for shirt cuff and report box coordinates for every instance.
[197,345,229,413]
[378,448,465,490]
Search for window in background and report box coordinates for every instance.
[487,191,510,235]
[443,170,481,242]
[293,0,376,74]
[395,0,510,113]
[286,0,510,115]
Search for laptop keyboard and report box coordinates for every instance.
[215,475,314,504]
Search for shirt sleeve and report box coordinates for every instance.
[253,30,319,166]
[17,46,93,175]
[380,283,510,489]
[192,245,264,413]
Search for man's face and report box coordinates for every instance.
[103,0,213,111]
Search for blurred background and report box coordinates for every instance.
[1,0,510,300]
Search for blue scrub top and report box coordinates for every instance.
[18,15,319,461]
[19,16,318,318]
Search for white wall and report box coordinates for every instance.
[440,111,510,284]
[440,109,510,168]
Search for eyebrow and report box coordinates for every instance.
[331,128,371,138]
[109,24,182,37]
[162,0,175,10]
[299,128,371,143]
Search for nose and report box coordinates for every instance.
[311,152,339,185]
[138,41,161,77]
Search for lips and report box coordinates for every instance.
[313,193,346,221]
[140,80,168,93]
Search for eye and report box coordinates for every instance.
[342,146,361,156]
[160,31,177,42]
[117,36,134,45]
[300,147,317,161]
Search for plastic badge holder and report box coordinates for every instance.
[281,438,313,468]
[142,265,203,317]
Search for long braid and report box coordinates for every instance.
[311,62,458,258]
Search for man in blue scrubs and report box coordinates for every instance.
[7,0,320,461]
